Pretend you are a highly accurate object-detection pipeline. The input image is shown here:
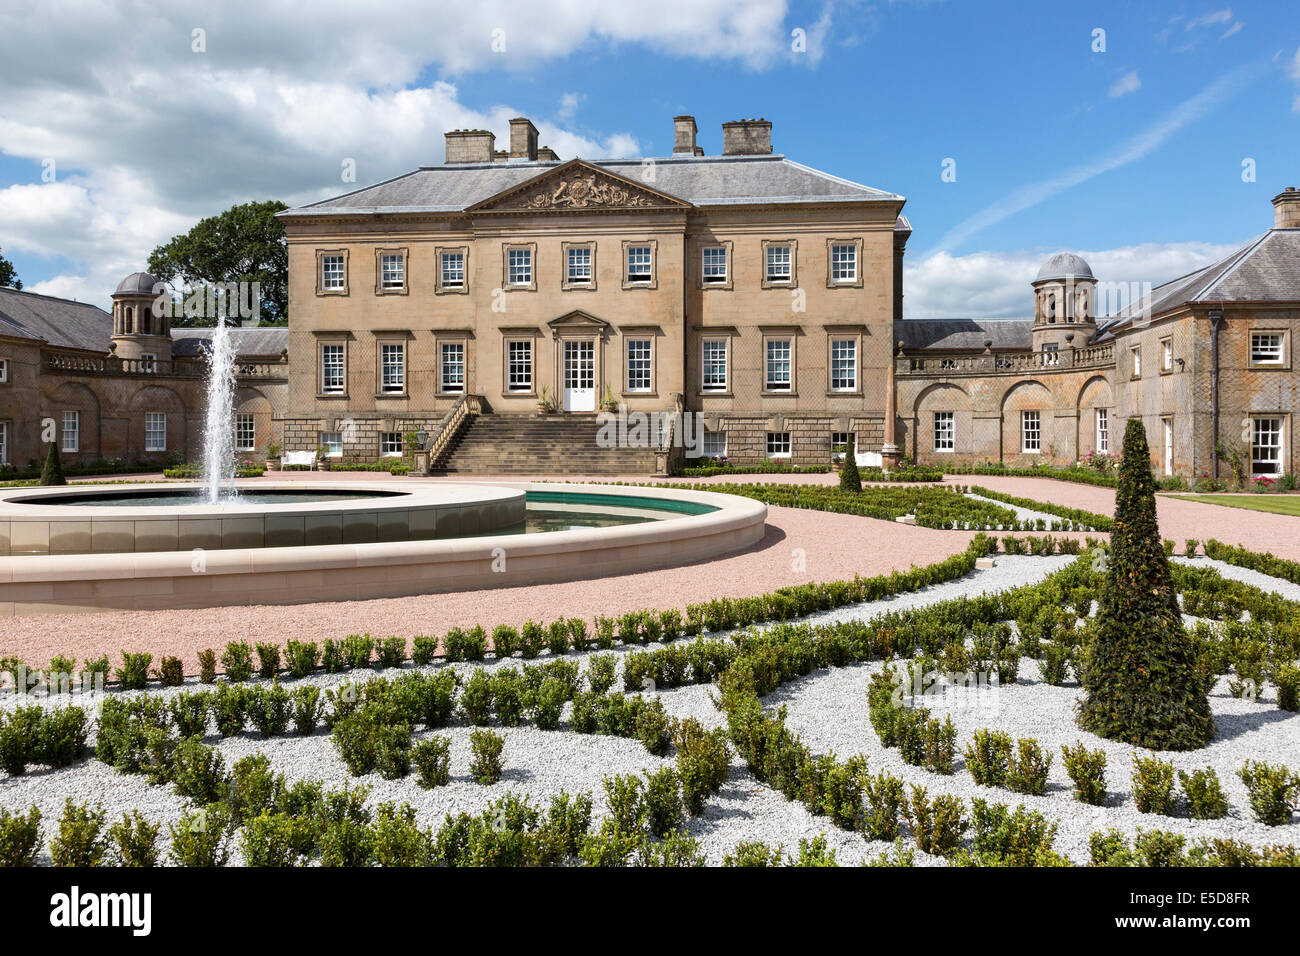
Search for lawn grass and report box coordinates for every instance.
[1167,493,1300,517]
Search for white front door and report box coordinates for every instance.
[562,340,595,411]
[1163,418,1174,476]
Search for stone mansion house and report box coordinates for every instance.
[2,114,1297,480]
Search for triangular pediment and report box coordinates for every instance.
[547,309,610,330]
[467,160,692,214]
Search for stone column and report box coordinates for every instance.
[881,344,901,467]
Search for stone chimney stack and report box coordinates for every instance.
[537,145,560,162]
[721,118,772,156]
[444,129,495,164]
[1272,187,1300,229]
[673,115,702,155]
[509,117,539,160]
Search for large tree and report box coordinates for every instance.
[1078,418,1214,750]
[0,246,21,290]
[147,200,288,326]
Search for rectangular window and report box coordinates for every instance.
[61,411,79,453]
[765,244,792,283]
[0,358,7,383]
[320,431,343,457]
[701,339,728,391]
[380,343,405,393]
[440,342,465,393]
[702,246,728,284]
[235,413,255,452]
[1252,417,1283,475]
[380,432,403,458]
[145,413,166,453]
[831,431,855,461]
[1096,408,1109,454]
[380,253,404,290]
[1161,338,1173,371]
[765,338,792,391]
[626,339,652,392]
[934,411,955,452]
[1042,343,1059,366]
[830,338,857,391]
[1131,346,1141,378]
[0,421,7,464]
[440,251,464,288]
[830,244,857,282]
[702,429,726,458]
[507,248,532,286]
[766,432,791,459]
[567,246,591,284]
[507,340,533,392]
[1021,410,1041,453]
[139,353,156,373]
[626,245,652,284]
[1251,332,1284,365]
[321,254,345,291]
[321,344,345,394]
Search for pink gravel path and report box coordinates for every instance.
[0,504,978,672]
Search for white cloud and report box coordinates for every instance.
[1108,71,1141,99]
[1221,21,1244,39]
[1186,9,1233,30]
[928,63,1262,255]
[904,241,1245,319]
[0,0,788,306]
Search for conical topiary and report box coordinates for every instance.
[39,442,67,486]
[1078,418,1213,750]
[839,444,861,492]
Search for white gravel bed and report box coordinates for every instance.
[963,492,1074,528]
[1174,554,1300,604]
[768,658,1300,865]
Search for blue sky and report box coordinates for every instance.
[0,0,1296,316]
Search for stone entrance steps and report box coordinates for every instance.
[437,413,658,475]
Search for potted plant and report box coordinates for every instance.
[600,384,619,413]
[265,442,282,471]
[316,445,331,471]
[536,385,557,415]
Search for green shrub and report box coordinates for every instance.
[635,698,673,757]
[519,621,546,659]
[411,635,438,666]
[1061,742,1107,805]
[285,639,320,678]
[603,774,646,835]
[1237,761,1299,826]
[291,685,323,735]
[158,656,184,687]
[444,626,487,661]
[838,449,861,492]
[1179,768,1229,820]
[198,649,217,684]
[1132,754,1177,815]
[459,669,494,725]
[547,620,570,655]
[35,706,89,769]
[492,668,527,726]
[586,654,617,695]
[229,754,280,823]
[674,719,730,814]
[569,692,599,733]
[642,768,683,838]
[413,736,451,788]
[862,772,906,841]
[49,800,108,867]
[343,633,373,669]
[168,805,232,866]
[171,737,228,803]
[1185,539,1199,557]
[241,812,302,867]
[1006,738,1052,796]
[220,641,253,682]
[1040,644,1069,686]
[469,729,505,785]
[39,442,66,485]
[789,834,839,867]
[107,811,160,867]
[903,786,968,855]
[320,819,374,867]
[116,651,152,690]
[322,638,344,673]
[0,806,42,866]
[970,799,1061,865]
[254,642,281,679]
[491,625,518,659]
[247,682,292,737]
[638,829,706,867]
[965,729,1013,788]
[722,840,786,867]
[211,684,246,737]
[375,723,413,780]
[1079,419,1214,750]
[377,636,406,669]
[532,678,566,731]
[1275,664,1300,712]
[0,707,38,776]
[593,615,616,649]
[371,803,431,867]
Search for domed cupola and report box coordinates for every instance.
[110,271,173,366]
[1031,252,1097,353]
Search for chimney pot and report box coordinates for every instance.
[1272,186,1300,229]
[509,117,539,160]
[721,118,772,156]
[444,129,495,164]
[673,115,698,155]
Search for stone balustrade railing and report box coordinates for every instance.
[43,351,287,380]
[425,393,483,471]
[898,343,1114,377]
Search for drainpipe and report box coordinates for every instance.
[1209,308,1223,479]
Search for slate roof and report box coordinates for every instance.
[896,317,1033,352]
[0,286,113,352]
[1110,228,1300,326]
[282,154,903,216]
[171,326,288,357]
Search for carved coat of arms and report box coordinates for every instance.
[521,174,655,209]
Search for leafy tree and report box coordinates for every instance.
[0,247,21,290]
[1078,418,1213,750]
[147,200,288,326]
[839,444,861,492]
[39,443,66,486]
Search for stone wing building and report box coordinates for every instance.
[2,114,1296,483]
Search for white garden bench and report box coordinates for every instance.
[282,450,317,468]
